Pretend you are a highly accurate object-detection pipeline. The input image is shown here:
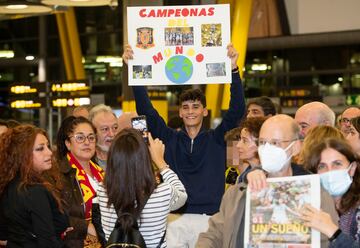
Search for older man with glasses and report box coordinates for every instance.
[197,114,339,248]
[294,101,335,139]
[89,104,119,169]
[339,107,360,136]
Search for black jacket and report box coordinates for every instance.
[132,72,246,214]
[0,177,69,248]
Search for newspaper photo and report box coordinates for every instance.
[244,174,321,248]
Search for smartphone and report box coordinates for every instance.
[131,115,149,144]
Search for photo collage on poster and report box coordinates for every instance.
[127,5,231,86]
[133,23,224,80]
[133,65,152,79]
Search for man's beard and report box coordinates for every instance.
[97,143,110,153]
[97,137,113,153]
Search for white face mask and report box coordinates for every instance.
[320,164,353,197]
[258,141,295,174]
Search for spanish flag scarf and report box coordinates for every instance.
[67,152,104,220]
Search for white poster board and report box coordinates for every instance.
[127,4,231,86]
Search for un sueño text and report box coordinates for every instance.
[252,223,309,234]
[139,7,215,18]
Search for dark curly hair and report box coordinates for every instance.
[56,116,96,160]
[247,96,276,116]
[179,88,206,107]
[239,117,267,143]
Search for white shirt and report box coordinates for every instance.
[98,168,187,248]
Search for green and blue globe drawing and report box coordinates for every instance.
[165,55,193,84]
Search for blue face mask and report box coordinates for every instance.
[320,164,353,197]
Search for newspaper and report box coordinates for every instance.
[244,174,321,248]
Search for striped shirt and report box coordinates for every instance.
[98,168,187,248]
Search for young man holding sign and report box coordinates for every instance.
[122,43,245,247]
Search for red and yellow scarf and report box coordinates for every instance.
[67,152,104,220]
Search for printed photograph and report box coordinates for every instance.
[201,23,222,47]
[248,178,313,247]
[133,65,152,79]
[165,27,194,46]
[136,27,155,49]
[206,63,226,77]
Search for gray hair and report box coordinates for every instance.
[89,104,115,122]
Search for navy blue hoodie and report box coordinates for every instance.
[132,72,246,214]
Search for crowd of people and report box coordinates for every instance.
[0,44,359,248]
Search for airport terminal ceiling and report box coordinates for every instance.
[0,0,359,124]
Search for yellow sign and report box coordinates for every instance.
[10,85,37,94]
[51,82,89,92]
[52,97,90,107]
[10,100,42,108]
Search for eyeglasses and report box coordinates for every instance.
[258,139,297,148]
[340,118,351,124]
[69,134,96,143]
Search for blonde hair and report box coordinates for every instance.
[299,125,345,168]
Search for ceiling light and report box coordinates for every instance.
[6,5,28,10]
[0,1,52,14]
[251,64,268,71]
[109,62,123,67]
[41,0,113,6]
[96,56,122,63]
[0,50,14,58]
[25,55,35,60]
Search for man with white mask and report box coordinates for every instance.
[89,104,119,169]
[196,114,339,248]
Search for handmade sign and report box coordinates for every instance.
[127,4,231,86]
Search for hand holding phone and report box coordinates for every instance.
[148,133,168,172]
[131,115,149,144]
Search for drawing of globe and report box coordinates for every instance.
[165,55,193,84]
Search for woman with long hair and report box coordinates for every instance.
[56,116,104,247]
[302,138,360,247]
[0,125,70,247]
[98,129,187,247]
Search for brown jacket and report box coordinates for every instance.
[58,159,88,248]
[196,181,339,248]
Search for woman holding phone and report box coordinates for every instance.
[98,129,187,247]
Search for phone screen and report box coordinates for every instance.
[131,116,148,143]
